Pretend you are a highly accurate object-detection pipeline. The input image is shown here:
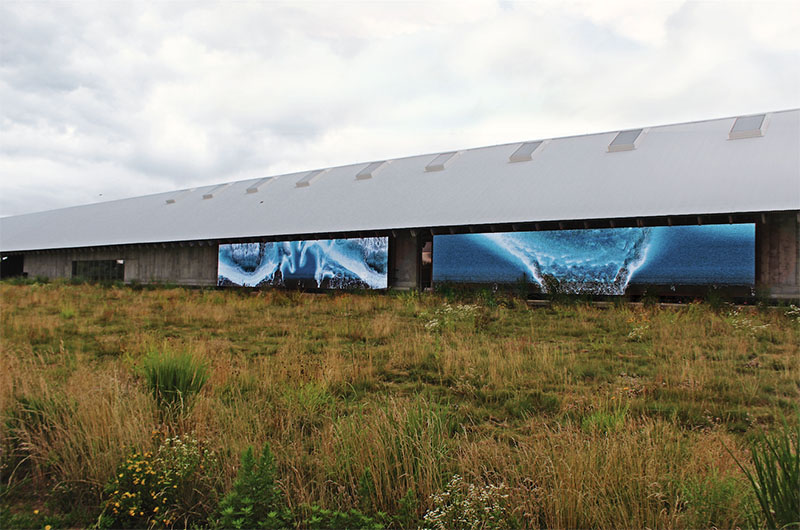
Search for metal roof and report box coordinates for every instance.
[1,109,798,253]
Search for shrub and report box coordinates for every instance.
[422,474,515,530]
[215,443,291,530]
[99,433,218,529]
[143,349,208,411]
[730,417,799,529]
[299,505,385,530]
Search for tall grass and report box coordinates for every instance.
[1,282,798,529]
[143,348,209,411]
[731,416,800,529]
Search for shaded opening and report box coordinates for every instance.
[0,255,24,278]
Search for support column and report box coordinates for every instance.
[755,211,800,300]
[388,230,422,290]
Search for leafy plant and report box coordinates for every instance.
[143,348,208,411]
[99,433,218,529]
[729,417,799,529]
[215,443,291,530]
[299,504,385,530]
[422,474,515,530]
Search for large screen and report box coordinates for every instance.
[218,237,388,289]
[433,224,754,294]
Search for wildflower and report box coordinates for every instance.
[34,510,39,515]
[153,507,159,512]
[45,526,51,530]
[119,473,123,477]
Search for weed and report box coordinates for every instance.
[215,443,291,530]
[99,433,218,529]
[422,474,515,530]
[143,348,208,412]
[729,416,800,529]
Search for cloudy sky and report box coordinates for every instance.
[1,1,798,217]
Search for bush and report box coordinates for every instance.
[215,443,291,530]
[99,433,218,529]
[422,474,515,530]
[143,349,208,411]
[731,417,799,529]
[299,505,385,530]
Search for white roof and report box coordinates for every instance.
[2,109,798,252]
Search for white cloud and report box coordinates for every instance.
[0,0,798,216]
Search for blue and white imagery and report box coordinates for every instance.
[218,237,388,289]
[433,224,754,294]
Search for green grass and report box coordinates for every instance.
[0,282,798,528]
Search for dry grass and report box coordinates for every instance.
[1,282,798,528]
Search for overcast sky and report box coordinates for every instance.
[1,1,798,217]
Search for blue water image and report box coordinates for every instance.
[433,224,754,294]
[218,237,388,289]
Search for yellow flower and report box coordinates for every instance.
[34,510,39,515]
[114,502,120,508]
[44,526,51,530]
[119,473,123,477]
[153,507,159,512]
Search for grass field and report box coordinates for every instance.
[1,281,798,529]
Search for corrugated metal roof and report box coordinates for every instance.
[2,109,798,252]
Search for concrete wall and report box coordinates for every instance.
[24,244,218,286]
[755,211,800,299]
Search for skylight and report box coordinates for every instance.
[608,129,644,152]
[245,177,274,194]
[425,151,459,172]
[296,169,328,188]
[356,161,389,180]
[729,114,767,139]
[509,141,543,163]
[202,183,230,200]
[164,189,193,205]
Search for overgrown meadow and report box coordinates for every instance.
[1,281,798,529]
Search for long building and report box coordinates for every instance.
[1,110,798,298]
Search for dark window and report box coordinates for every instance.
[72,260,124,281]
[1,255,24,278]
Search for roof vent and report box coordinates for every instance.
[202,183,230,200]
[729,114,767,139]
[425,151,460,172]
[608,129,644,152]
[296,169,328,188]
[356,161,389,180]
[509,141,543,163]
[246,177,274,194]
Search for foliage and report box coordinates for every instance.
[99,433,218,529]
[422,474,515,530]
[298,504,385,530]
[215,443,291,530]
[142,348,208,411]
[730,417,800,529]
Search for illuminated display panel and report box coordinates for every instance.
[218,237,388,289]
[433,224,754,294]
